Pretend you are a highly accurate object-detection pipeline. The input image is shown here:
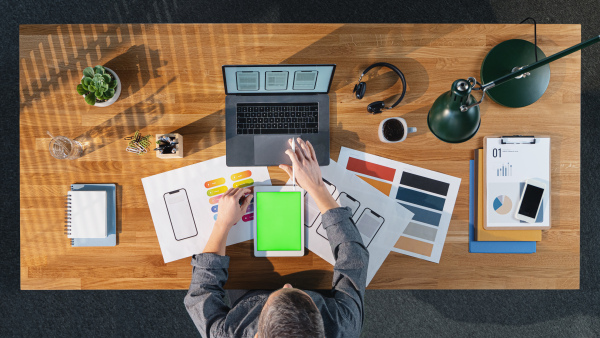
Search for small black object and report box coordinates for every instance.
[367,101,386,114]
[353,62,407,114]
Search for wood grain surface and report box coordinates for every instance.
[19,24,580,290]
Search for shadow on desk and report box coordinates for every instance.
[226,242,332,290]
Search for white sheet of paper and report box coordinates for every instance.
[142,156,271,263]
[484,137,550,228]
[289,160,414,286]
[337,147,461,264]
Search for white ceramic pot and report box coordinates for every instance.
[82,67,121,107]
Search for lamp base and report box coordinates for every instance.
[481,39,550,108]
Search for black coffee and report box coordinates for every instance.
[383,119,405,141]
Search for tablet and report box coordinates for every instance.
[253,185,305,257]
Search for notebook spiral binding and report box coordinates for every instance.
[65,195,72,237]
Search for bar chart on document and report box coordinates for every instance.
[337,147,461,263]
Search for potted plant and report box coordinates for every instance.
[76,65,121,107]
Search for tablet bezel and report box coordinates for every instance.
[253,185,305,257]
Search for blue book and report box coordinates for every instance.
[70,183,117,247]
[469,160,536,253]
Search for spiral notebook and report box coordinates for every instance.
[66,190,107,238]
[70,183,117,247]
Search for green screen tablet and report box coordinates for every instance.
[256,191,302,251]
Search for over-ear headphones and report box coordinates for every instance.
[353,62,407,114]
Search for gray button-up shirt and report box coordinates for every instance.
[184,207,369,338]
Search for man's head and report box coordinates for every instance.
[256,283,325,338]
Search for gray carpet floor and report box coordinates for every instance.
[2,0,600,336]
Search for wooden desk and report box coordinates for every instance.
[20,24,580,290]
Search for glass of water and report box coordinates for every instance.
[48,131,84,160]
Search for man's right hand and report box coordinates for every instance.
[279,138,338,214]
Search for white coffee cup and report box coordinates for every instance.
[378,117,417,143]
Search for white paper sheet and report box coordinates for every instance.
[337,147,461,263]
[484,137,550,229]
[289,160,414,286]
[142,156,271,263]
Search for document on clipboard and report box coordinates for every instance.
[483,136,551,230]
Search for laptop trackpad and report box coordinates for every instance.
[254,135,299,166]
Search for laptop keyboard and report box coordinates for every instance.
[236,103,319,135]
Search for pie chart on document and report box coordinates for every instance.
[493,195,513,215]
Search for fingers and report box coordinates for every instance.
[307,140,317,162]
[223,188,236,197]
[285,148,300,167]
[288,138,304,164]
[241,193,254,209]
[232,187,248,200]
[297,138,311,161]
[279,164,293,178]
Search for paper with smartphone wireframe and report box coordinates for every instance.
[337,147,461,264]
[142,156,270,263]
[288,160,414,286]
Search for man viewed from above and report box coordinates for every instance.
[185,138,369,338]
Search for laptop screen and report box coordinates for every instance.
[222,64,335,95]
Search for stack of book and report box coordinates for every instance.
[66,184,117,247]
[469,149,540,253]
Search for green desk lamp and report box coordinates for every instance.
[428,35,600,143]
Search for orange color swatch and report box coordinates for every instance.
[356,175,392,196]
[394,236,434,257]
[231,170,252,181]
[205,177,226,188]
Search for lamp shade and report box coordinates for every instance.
[427,79,481,143]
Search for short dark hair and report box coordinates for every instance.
[257,288,325,338]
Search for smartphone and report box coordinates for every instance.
[163,188,198,241]
[355,208,385,247]
[515,179,546,223]
[305,178,337,227]
[316,192,361,240]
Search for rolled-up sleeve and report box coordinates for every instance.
[184,253,231,337]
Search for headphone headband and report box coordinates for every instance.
[358,62,407,110]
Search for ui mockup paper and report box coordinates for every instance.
[142,156,270,263]
[289,160,414,286]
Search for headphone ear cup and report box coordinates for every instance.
[367,101,385,114]
[353,82,366,99]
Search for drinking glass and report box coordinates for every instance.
[48,132,84,160]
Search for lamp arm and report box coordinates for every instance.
[487,35,600,88]
[460,35,599,112]
[459,77,493,112]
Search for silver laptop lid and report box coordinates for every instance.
[222,64,336,95]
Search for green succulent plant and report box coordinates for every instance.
[76,65,118,105]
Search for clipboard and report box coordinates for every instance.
[483,136,551,230]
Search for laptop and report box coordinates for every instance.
[223,64,335,166]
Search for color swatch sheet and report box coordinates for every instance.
[484,137,550,230]
[142,156,270,263]
[289,160,414,286]
[337,147,461,263]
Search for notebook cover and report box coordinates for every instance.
[469,160,536,253]
[476,149,542,241]
[70,184,117,247]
